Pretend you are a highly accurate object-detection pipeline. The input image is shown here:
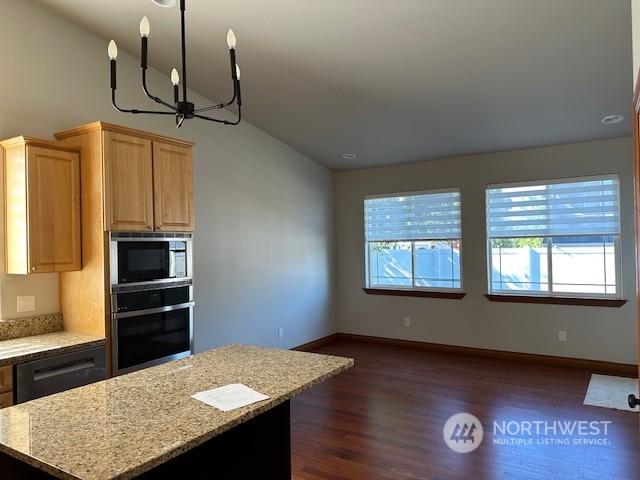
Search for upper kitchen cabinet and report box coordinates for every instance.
[1,137,81,274]
[103,131,154,231]
[153,142,194,231]
[55,122,195,232]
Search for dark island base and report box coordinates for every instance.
[0,401,292,480]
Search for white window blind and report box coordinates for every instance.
[486,176,620,238]
[365,189,461,241]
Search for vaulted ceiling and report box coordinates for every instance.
[37,0,632,169]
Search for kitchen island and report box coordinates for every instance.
[0,344,353,479]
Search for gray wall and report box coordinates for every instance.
[634,0,640,81]
[0,1,634,364]
[335,137,637,364]
[0,0,335,350]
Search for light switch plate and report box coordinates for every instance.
[17,295,35,313]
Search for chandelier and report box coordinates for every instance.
[107,0,241,128]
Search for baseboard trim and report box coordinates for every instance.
[293,333,340,352]
[322,333,636,377]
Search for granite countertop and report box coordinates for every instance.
[0,344,353,480]
[0,331,107,366]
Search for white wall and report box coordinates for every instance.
[335,138,637,364]
[0,0,335,350]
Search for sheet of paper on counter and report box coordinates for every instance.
[191,383,270,412]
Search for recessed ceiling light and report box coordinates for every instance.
[342,153,357,160]
[601,114,624,125]
[150,0,176,7]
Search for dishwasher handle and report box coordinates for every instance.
[33,358,96,382]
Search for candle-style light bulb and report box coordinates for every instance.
[171,68,180,86]
[108,40,118,60]
[236,65,242,107]
[140,16,150,37]
[227,29,237,49]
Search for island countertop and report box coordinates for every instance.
[0,344,353,480]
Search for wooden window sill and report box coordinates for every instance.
[485,294,627,307]
[363,288,466,299]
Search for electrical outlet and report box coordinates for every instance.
[558,330,567,342]
[278,327,284,339]
[17,295,35,313]
[404,317,411,328]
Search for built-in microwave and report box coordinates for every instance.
[110,232,192,287]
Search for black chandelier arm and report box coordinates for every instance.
[225,110,242,126]
[111,90,176,115]
[193,103,224,113]
[195,47,239,113]
[195,71,241,113]
[194,72,238,113]
[142,69,177,110]
[193,113,229,124]
[194,105,241,125]
[194,87,236,113]
[194,94,236,113]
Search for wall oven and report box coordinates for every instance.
[110,232,192,287]
[112,284,194,375]
[110,232,194,375]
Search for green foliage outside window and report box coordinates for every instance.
[491,237,544,248]
[370,241,410,252]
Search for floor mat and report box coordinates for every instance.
[583,374,639,412]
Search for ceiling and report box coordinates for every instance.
[36,0,632,170]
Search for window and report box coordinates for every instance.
[486,175,621,298]
[364,189,462,290]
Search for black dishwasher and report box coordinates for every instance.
[15,346,107,403]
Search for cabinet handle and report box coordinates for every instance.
[31,266,37,272]
[147,226,153,230]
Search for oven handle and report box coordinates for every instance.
[169,250,176,278]
[115,302,194,319]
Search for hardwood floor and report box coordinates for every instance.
[291,339,640,480]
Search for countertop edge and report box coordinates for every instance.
[0,337,107,367]
[0,443,81,480]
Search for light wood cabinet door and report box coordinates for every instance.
[0,366,12,394]
[0,392,12,409]
[27,146,81,273]
[153,141,194,232]
[103,132,154,231]
[0,366,13,408]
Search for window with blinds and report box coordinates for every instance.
[364,189,462,290]
[486,175,621,297]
